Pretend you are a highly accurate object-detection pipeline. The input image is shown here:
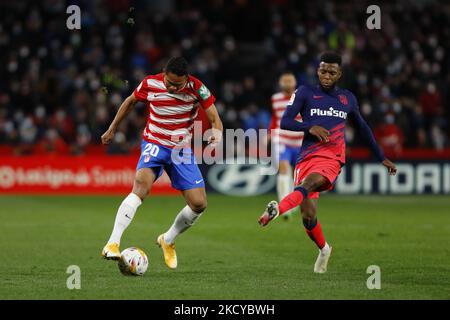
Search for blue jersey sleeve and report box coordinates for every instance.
[349,93,385,162]
[280,86,312,132]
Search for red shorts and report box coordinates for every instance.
[293,156,342,199]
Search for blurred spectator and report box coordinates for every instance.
[419,82,443,127]
[50,109,75,142]
[34,128,70,155]
[107,131,131,155]
[328,22,355,51]
[418,82,448,149]
[72,124,92,155]
[374,113,404,158]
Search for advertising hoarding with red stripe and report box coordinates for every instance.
[0,156,177,195]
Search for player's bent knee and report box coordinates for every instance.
[299,174,327,192]
[132,188,148,201]
[132,179,150,201]
[301,208,316,220]
[188,199,207,213]
[297,180,314,192]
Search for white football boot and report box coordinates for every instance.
[314,244,332,274]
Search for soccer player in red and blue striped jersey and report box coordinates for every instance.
[258,52,397,273]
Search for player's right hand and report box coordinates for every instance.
[309,125,330,142]
[382,159,397,176]
[101,128,115,145]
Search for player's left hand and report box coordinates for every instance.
[382,159,397,176]
[207,128,222,147]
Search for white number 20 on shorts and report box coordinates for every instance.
[142,143,160,162]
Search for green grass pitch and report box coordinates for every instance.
[0,194,449,299]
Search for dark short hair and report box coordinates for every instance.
[165,57,188,76]
[319,51,342,66]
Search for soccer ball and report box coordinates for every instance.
[118,247,148,276]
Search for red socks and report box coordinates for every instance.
[305,221,326,249]
[279,189,306,215]
[279,187,326,249]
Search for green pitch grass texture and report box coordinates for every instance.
[0,194,449,299]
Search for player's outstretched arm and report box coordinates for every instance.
[205,104,223,146]
[352,109,397,176]
[101,94,138,145]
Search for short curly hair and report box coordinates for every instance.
[319,51,342,66]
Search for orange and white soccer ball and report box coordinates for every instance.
[118,247,148,276]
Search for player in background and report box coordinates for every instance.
[101,57,223,269]
[269,72,304,220]
[258,52,397,273]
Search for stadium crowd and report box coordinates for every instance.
[0,0,448,157]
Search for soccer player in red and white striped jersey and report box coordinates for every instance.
[269,72,304,219]
[101,57,223,269]
[133,69,216,148]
